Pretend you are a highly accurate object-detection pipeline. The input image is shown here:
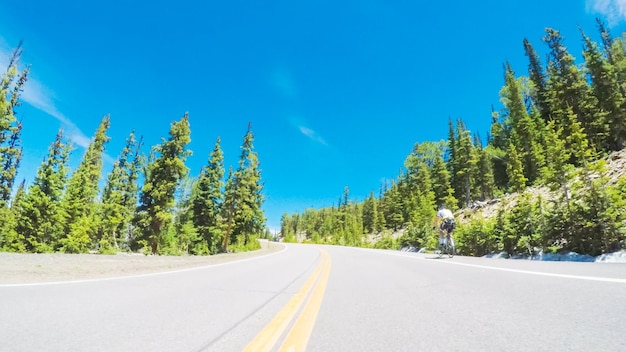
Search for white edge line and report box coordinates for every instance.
[0,244,289,288]
[352,247,626,284]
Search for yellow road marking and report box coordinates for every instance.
[243,249,330,352]
[278,250,331,352]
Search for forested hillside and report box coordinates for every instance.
[281,21,626,257]
[0,43,267,255]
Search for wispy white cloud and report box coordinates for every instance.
[587,0,626,26]
[270,67,296,98]
[299,126,328,145]
[0,42,91,149]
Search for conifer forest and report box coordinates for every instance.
[2,21,626,257]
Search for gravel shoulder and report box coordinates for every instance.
[0,240,285,284]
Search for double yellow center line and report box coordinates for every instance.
[243,249,331,352]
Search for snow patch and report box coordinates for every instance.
[482,250,626,263]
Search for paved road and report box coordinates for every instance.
[1,244,625,351]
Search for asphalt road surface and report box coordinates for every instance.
[1,244,625,351]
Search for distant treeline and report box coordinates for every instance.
[0,43,267,255]
[281,20,626,257]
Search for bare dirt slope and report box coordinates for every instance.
[456,148,626,223]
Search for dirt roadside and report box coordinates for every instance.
[0,240,285,285]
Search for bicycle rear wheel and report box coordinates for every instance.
[446,234,455,258]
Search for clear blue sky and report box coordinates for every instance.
[1,0,625,231]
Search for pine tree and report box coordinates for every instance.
[0,42,28,208]
[506,143,527,193]
[384,181,404,231]
[221,166,236,250]
[543,28,605,158]
[596,18,615,64]
[16,130,70,252]
[431,153,457,209]
[541,121,573,211]
[581,30,625,151]
[100,131,143,251]
[0,179,26,251]
[229,123,265,247]
[59,115,111,253]
[452,119,476,207]
[135,114,192,254]
[376,182,387,231]
[191,137,225,254]
[487,109,510,190]
[473,138,496,200]
[362,190,377,234]
[501,63,545,184]
[523,38,550,120]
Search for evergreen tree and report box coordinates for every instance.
[0,179,26,251]
[229,123,265,246]
[221,166,236,249]
[191,137,225,254]
[100,131,143,251]
[451,119,476,207]
[135,114,192,254]
[59,115,111,252]
[541,121,573,210]
[376,182,387,231]
[506,143,527,193]
[16,130,70,252]
[543,28,605,158]
[384,181,404,231]
[0,42,28,208]
[473,138,496,200]
[362,190,378,234]
[523,38,550,120]
[487,109,510,190]
[596,18,615,64]
[500,63,545,184]
[431,153,457,209]
[581,30,625,151]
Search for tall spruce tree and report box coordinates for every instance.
[501,63,545,183]
[431,153,457,209]
[59,115,111,252]
[0,42,28,208]
[221,166,236,250]
[0,179,26,251]
[543,28,605,158]
[472,136,496,200]
[451,119,476,207]
[523,38,550,121]
[581,30,625,151]
[135,114,192,254]
[16,130,70,252]
[506,143,527,193]
[386,181,405,231]
[100,131,143,251]
[362,190,378,234]
[191,137,225,254]
[229,123,265,246]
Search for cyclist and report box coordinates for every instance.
[434,204,455,249]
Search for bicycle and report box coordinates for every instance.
[437,232,455,258]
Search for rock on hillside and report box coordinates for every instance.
[455,148,626,224]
